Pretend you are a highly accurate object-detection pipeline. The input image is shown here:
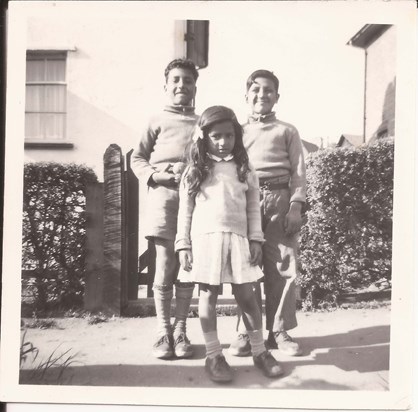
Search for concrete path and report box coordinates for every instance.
[20,306,390,390]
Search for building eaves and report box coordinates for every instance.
[347,24,392,49]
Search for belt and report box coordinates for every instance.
[259,181,289,191]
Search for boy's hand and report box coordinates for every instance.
[249,241,262,266]
[152,164,176,187]
[285,202,303,235]
[179,250,193,272]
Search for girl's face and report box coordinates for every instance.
[206,121,236,159]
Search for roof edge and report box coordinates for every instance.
[347,24,392,49]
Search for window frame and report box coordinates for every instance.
[25,50,73,148]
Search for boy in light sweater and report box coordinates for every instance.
[229,69,306,357]
[131,59,199,360]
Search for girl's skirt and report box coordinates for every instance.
[177,232,264,285]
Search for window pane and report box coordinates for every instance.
[25,113,65,139]
[25,85,44,111]
[46,60,65,81]
[45,85,66,111]
[26,85,66,112]
[26,60,45,82]
[43,113,65,139]
[25,113,41,139]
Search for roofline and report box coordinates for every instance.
[347,24,392,49]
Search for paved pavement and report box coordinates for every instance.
[20,306,390,391]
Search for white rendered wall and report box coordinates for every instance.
[364,26,397,140]
[18,2,367,181]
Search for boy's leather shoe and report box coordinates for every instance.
[205,355,233,383]
[173,332,193,358]
[228,333,251,357]
[267,331,302,356]
[253,350,284,378]
[152,334,174,359]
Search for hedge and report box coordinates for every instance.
[22,162,98,310]
[298,139,394,310]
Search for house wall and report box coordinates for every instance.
[18,4,365,181]
[365,26,396,140]
[24,16,179,180]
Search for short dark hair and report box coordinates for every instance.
[246,69,279,92]
[164,58,199,82]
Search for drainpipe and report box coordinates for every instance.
[362,49,367,143]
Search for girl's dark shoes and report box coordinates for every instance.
[267,331,302,356]
[253,350,283,378]
[173,332,193,358]
[152,334,174,359]
[205,354,233,382]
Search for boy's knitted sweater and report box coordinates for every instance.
[243,112,306,204]
[175,159,264,251]
[131,105,199,185]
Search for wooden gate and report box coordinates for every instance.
[84,144,237,316]
[84,144,156,315]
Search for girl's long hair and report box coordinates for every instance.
[183,120,250,197]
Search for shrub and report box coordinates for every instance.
[298,139,394,310]
[22,162,98,310]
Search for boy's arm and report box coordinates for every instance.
[246,167,264,244]
[175,170,195,252]
[131,121,159,186]
[286,126,307,204]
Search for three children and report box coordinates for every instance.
[134,60,306,382]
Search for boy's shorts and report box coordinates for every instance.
[144,185,179,241]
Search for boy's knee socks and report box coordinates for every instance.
[153,285,173,337]
[172,283,194,338]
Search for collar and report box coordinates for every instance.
[208,153,234,162]
[164,105,195,115]
[248,111,276,123]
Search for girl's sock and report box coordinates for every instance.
[153,285,173,337]
[172,283,194,338]
[203,330,223,359]
[247,329,266,357]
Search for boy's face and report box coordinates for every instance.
[164,67,197,106]
[246,77,279,115]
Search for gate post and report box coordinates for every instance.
[102,144,125,315]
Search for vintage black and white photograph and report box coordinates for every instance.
[0,0,415,409]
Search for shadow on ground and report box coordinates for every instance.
[19,363,355,390]
[20,325,390,389]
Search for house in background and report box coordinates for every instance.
[17,3,370,181]
[336,134,363,148]
[347,24,396,143]
[301,139,319,157]
[23,19,208,180]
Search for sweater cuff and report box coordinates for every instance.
[175,238,191,252]
[248,234,265,243]
[290,189,306,204]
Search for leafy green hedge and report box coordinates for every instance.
[22,162,98,310]
[298,139,394,310]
